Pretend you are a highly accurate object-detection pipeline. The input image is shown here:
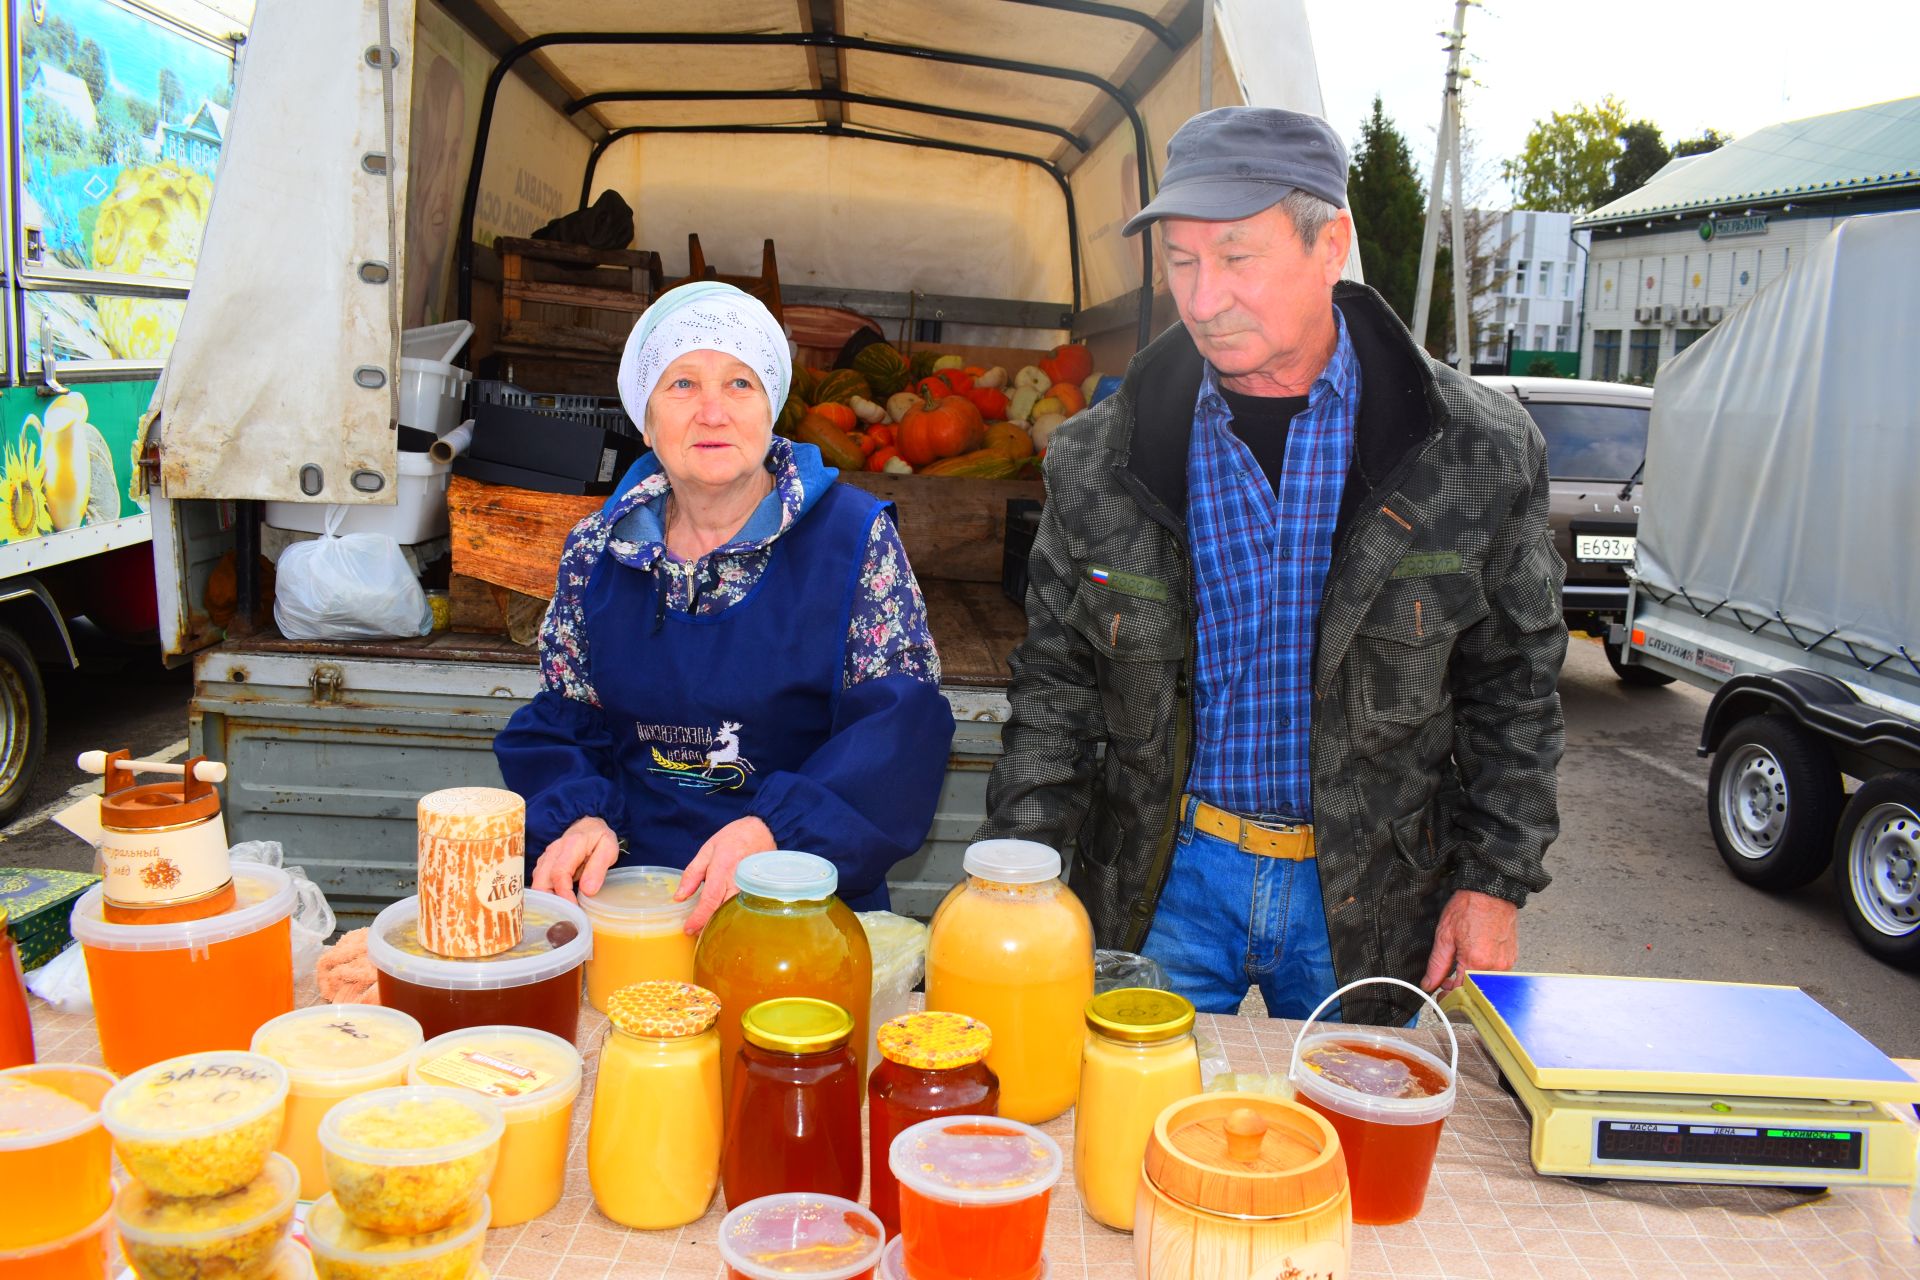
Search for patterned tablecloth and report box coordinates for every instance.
[26,989,1919,1280]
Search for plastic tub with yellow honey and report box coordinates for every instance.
[251,1006,425,1199]
[0,1063,116,1250]
[115,1149,298,1280]
[305,1193,489,1280]
[318,1086,503,1234]
[0,1201,113,1280]
[70,862,296,1075]
[102,1050,289,1198]
[404,1026,582,1226]
[578,866,697,1012]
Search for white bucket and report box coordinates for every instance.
[398,322,474,435]
[263,451,453,545]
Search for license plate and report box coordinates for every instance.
[1577,534,1636,563]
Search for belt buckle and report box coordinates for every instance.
[1242,816,1307,858]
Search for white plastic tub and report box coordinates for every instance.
[399,321,474,436]
[262,451,452,544]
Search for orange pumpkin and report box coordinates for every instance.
[810,401,858,432]
[985,420,1034,460]
[1049,343,1093,385]
[898,395,986,466]
[1047,382,1086,416]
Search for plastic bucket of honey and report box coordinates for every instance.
[1286,976,1457,1226]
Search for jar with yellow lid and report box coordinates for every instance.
[1075,987,1203,1231]
[867,1011,999,1237]
[588,981,725,1229]
[720,998,861,1209]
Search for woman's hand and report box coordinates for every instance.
[675,816,778,933]
[531,816,621,903]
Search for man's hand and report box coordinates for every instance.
[1421,889,1519,994]
[675,816,778,934]
[531,816,620,904]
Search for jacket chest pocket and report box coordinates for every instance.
[1065,579,1184,742]
[1352,574,1485,728]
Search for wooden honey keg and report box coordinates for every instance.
[1135,1092,1353,1280]
[77,749,236,924]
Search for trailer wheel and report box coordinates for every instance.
[1604,638,1674,687]
[1833,772,1920,969]
[1706,715,1841,889]
[0,625,46,824]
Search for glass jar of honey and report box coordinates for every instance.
[721,998,862,1209]
[1074,987,1202,1231]
[925,841,1093,1124]
[0,909,32,1069]
[867,1012,998,1237]
[696,852,872,1102]
[589,981,725,1230]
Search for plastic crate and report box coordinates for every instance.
[468,380,637,438]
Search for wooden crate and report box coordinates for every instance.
[446,475,600,600]
[840,470,1042,585]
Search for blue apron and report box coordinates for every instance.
[582,481,885,875]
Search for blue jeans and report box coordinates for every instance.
[1142,799,1342,1020]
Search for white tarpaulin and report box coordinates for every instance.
[159,0,414,502]
[1637,209,1920,662]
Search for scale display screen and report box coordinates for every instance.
[1594,1121,1864,1171]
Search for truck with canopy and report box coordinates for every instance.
[1622,208,1920,969]
[145,0,1341,922]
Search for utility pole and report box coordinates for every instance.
[1411,0,1472,365]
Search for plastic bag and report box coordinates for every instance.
[1095,948,1172,994]
[24,942,92,1014]
[272,508,431,640]
[1208,1072,1294,1099]
[858,910,929,1067]
[230,840,337,974]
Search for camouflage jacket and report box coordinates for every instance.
[979,282,1567,1027]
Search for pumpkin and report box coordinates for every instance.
[850,343,910,398]
[985,420,1034,461]
[1048,343,1093,385]
[916,369,972,399]
[794,411,867,471]
[867,445,902,473]
[810,401,858,432]
[966,385,1010,420]
[774,391,808,437]
[908,348,943,381]
[898,395,986,466]
[1046,382,1086,416]
[792,366,823,404]
[813,369,873,406]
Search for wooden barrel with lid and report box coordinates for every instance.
[1135,1092,1351,1280]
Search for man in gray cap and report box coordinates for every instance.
[979,107,1566,1027]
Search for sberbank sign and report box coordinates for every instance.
[1700,215,1768,241]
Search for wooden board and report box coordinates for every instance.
[447,475,599,601]
[923,579,1026,688]
[841,470,1043,584]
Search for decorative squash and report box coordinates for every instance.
[921,448,1021,479]
[916,369,972,399]
[897,395,986,466]
[774,391,808,437]
[1046,382,1086,416]
[813,369,873,406]
[810,401,858,432]
[792,366,823,404]
[794,411,867,472]
[967,385,1010,420]
[1046,343,1093,386]
[985,420,1035,461]
[908,348,943,381]
[851,343,911,399]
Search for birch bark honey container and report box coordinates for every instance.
[416,787,525,958]
[1135,1092,1352,1280]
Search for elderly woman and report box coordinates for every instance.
[493,282,954,929]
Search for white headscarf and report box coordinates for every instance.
[616,281,791,441]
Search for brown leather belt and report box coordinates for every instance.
[1188,797,1316,860]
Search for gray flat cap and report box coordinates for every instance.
[1123,106,1348,236]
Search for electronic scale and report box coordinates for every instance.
[1451,972,1920,1188]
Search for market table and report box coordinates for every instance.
[25,991,1918,1280]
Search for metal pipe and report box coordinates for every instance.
[566,89,1090,153]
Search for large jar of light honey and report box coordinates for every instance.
[589,982,725,1230]
[924,840,1093,1124]
[694,852,872,1098]
[1134,1093,1351,1280]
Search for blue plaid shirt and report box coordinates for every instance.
[1186,312,1360,820]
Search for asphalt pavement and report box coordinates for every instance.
[4,634,1915,1055]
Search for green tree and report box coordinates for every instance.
[73,38,108,107]
[1606,120,1670,203]
[21,14,80,85]
[1347,96,1426,326]
[1673,128,1732,157]
[158,68,184,123]
[1503,95,1630,213]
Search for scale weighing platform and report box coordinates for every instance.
[1454,972,1920,1188]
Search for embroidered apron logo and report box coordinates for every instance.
[640,721,757,793]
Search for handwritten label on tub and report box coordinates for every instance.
[418,1049,557,1099]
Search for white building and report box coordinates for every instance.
[1469,209,1586,368]
[1575,95,1920,381]
[27,66,99,133]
